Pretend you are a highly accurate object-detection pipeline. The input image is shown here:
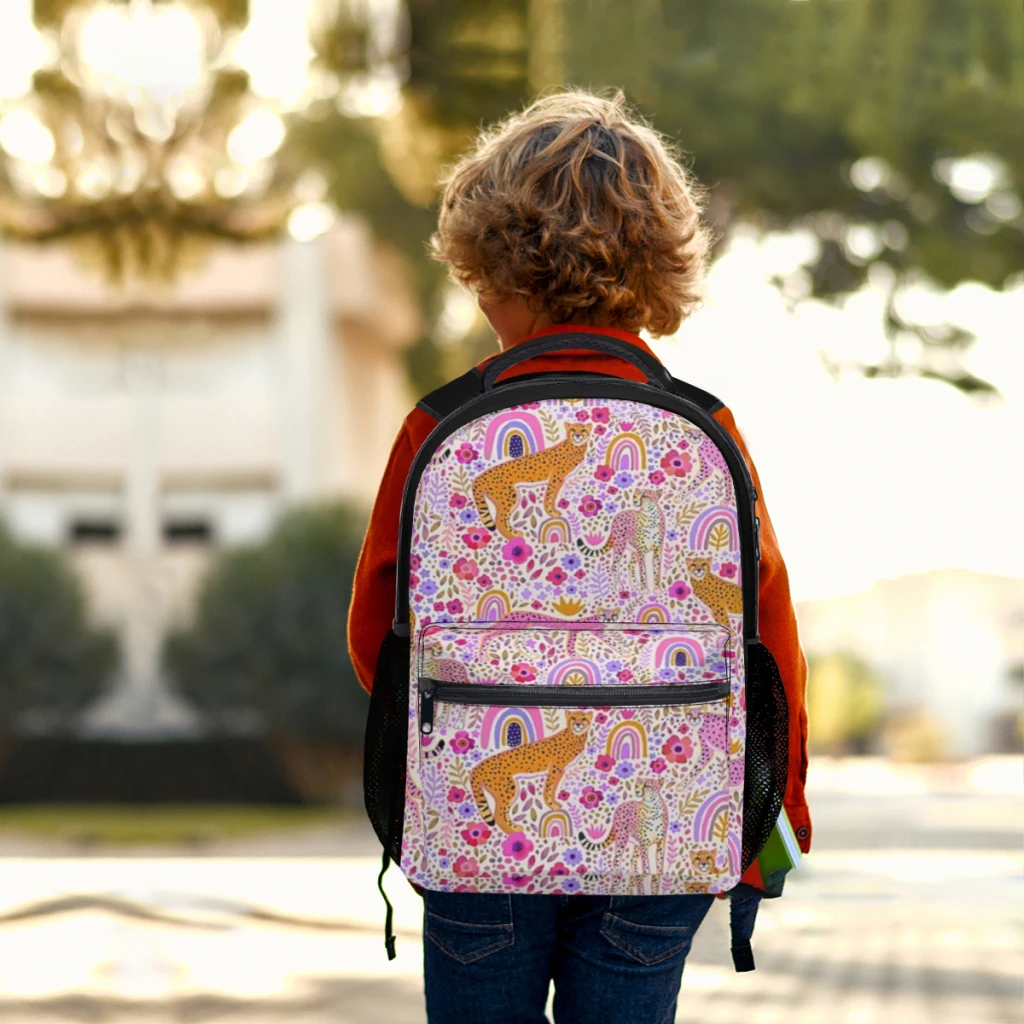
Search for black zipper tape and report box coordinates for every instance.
[417,679,729,734]
[394,377,759,640]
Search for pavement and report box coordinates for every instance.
[0,757,1020,1023]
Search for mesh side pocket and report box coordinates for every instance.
[741,640,789,872]
[363,629,410,863]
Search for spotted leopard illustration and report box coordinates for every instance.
[578,777,669,874]
[470,710,592,834]
[687,556,743,627]
[690,848,727,877]
[472,422,592,539]
[578,489,665,592]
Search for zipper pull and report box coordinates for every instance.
[419,679,436,735]
[754,516,761,561]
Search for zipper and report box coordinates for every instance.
[418,679,729,735]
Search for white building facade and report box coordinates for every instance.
[0,221,419,737]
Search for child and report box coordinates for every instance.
[349,87,810,1024]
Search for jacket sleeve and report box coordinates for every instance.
[347,424,417,694]
[714,406,812,853]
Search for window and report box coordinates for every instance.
[69,518,122,544]
[163,518,214,544]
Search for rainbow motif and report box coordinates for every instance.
[539,517,571,545]
[693,791,731,842]
[483,412,545,460]
[689,506,739,550]
[637,602,669,624]
[727,832,742,876]
[476,589,511,622]
[540,810,572,838]
[603,432,647,471]
[654,636,706,668]
[481,707,545,748]
[606,720,648,759]
[547,658,602,688]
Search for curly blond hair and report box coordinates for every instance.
[430,87,711,337]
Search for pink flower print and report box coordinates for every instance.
[558,790,570,801]
[575,409,590,421]
[546,568,568,586]
[592,407,610,423]
[477,575,492,588]
[461,823,492,846]
[502,874,532,887]
[449,494,468,509]
[454,883,479,892]
[593,465,613,482]
[410,554,422,571]
[595,754,616,772]
[594,712,608,724]
[650,757,667,774]
[453,855,480,878]
[549,862,570,876]
[456,443,478,464]
[580,786,604,809]
[446,599,463,614]
[669,580,692,601]
[451,731,476,754]
[501,538,534,564]
[719,562,738,579]
[510,663,536,683]
[648,470,666,486]
[447,787,465,803]
[558,498,570,509]
[453,557,479,581]
[462,528,492,549]
[433,601,445,612]
[660,450,692,477]
[616,668,634,682]
[502,832,534,860]
[578,496,603,518]
[662,734,693,763]
[595,425,607,435]
[619,421,633,430]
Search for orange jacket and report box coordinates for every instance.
[348,324,811,855]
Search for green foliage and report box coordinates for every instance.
[807,649,884,754]
[305,0,1021,396]
[0,525,117,732]
[164,504,369,742]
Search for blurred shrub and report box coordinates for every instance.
[164,504,368,746]
[0,525,117,733]
[882,710,950,763]
[807,650,884,755]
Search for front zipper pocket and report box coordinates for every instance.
[404,622,742,896]
[418,679,730,734]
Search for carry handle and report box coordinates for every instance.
[481,333,672,391]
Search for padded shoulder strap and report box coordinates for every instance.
[416,368,483,421]
[670,375,724,415]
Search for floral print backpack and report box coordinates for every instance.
[364,334,789,965]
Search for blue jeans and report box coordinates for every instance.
[422,891,714,1024]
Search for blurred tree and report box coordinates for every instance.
[304,0,1022,397]
[0,525,117,733]
[164,504,368,746]
[806,650,884,755]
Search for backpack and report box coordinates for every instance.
[364,333,789,967]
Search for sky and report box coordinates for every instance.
[650,229,1024,602]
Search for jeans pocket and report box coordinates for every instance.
[599,895,712,967]
[599,914,694,967]
[424,893,514,965]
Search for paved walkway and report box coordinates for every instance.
[0,758,1020,1023]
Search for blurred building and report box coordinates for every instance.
[797,569,1024,757]
[0,221,419,737]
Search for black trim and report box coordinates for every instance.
[416,367,483,420]
[418,679,729,734]
[395,377,759,639]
